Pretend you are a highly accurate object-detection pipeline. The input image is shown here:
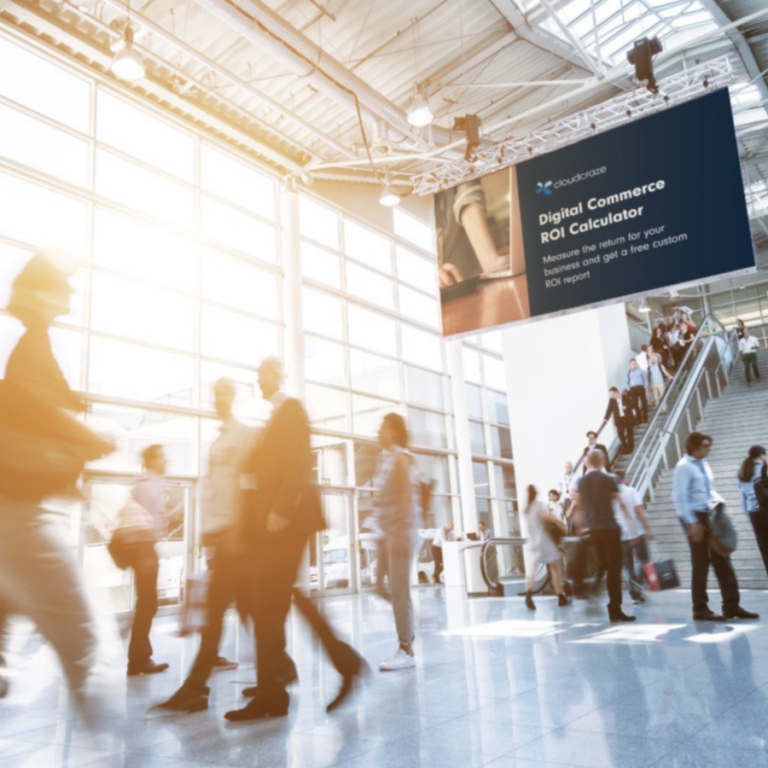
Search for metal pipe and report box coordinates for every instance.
[96,0,357,160]
[197,0,453,149]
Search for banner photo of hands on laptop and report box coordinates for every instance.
[435,89,755,337]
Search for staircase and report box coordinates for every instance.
[644,347,768,590]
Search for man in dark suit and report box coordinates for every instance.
[582,430,610,472]
[225,358,364,721]
[601,387,635,455]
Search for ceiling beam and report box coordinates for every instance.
[696,0,768,107]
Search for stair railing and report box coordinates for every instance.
[623,314,739,502]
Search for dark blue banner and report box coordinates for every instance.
[435,89,755,336]
[516,89,754,318]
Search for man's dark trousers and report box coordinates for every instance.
[617,416,634,453]
[251,536,306,706]
[629,385,648,423]
[186,529,246,688]
[590,529,623,617]
[686,511,740,614]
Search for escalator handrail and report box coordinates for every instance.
[479,536,526,592]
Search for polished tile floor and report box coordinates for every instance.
[2,586,768,768]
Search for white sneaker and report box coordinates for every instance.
[379,648,416,671]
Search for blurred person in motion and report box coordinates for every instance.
[582,430,610,472]
[737,446,768,577]
[614,470,654,605]
[523,485,569,610]
[431,521,457,585]
[0,250,113,712]
[157,379,252,712]
[373,413,422,671]
[547,489,565,524]
[559,461,577,517]
[226,358,365,721]
[119,444,170,677]
[571,451,635,622]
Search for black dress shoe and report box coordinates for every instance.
[155,683,209,713]
[609,613,637,623]
[326,654,370,713]
[723,607,760,620]
[693,610,726,622]
[225,695,289,722]
[243,671,299,699]
[127,660,170,676]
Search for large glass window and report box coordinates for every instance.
[0,172,88,255]
[305,335,345,386]
[393,208,435,253]
[348,305,397,357]
[349,348,401,400]
[88,337,195,405]
[301,241,341,289]
[346,262,394,311]
[303,287,344,340]
[200,305,278,366]
[201,249,278,318]
[96,150,194,229]
[405,366,444,410]
[0,103,89,187]
[344,220,391,273]
[200,142,274,217]
[396,245,436,291]
[93,208,197,294]
[201,197,275,261]
[90,272,196,352]
[97,90,194,181]
[299,196,339,250]
[0,37,89,132]
[401,325,442,370]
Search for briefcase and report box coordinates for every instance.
[643,558,680,591]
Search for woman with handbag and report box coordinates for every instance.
[737,445,768,576]
[0,251,114,709]
[116,444,170,676]
[523,485,569,610]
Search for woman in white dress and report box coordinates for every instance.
[524,485,569,610]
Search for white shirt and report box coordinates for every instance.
[201,417,254,534]
[615,483,645,541]
[740,336,760,354]
[560,473,576,498]
[634,351,650,371]
[433,526,457,547]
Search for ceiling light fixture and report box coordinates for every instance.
[639,299,651,313]
[110,24,145,82]
[379,184,402,207]
[407,88,433,128]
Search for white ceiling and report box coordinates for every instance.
[1,0,767,239]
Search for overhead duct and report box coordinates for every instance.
[195,0,456,150]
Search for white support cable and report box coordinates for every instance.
[412,55,739,195]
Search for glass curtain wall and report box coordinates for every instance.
[0,31,518,599]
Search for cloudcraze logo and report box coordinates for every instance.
[535,167,609,197]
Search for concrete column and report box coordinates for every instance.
[447,339,478,535]
[281,179,305,398]
[501,303,631,506]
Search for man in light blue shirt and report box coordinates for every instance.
[673,431,757,622]
[626,358,648,424]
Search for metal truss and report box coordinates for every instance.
[413,55,739,196]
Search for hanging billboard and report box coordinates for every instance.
[435,88,755,336]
